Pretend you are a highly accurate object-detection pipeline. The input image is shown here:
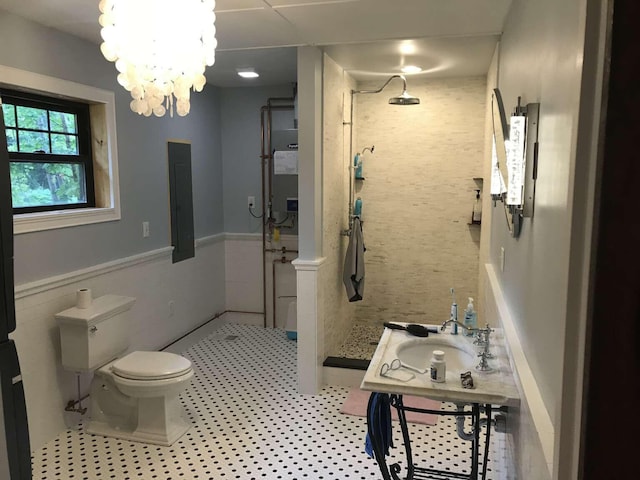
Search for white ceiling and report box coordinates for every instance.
[0,0,513,87]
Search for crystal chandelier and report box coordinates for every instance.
[98,0,217,117]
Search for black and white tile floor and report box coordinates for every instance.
[32,323,509,479]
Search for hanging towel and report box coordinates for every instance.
[343,217,365,302]
[365,392,393,459]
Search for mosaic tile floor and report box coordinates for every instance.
[333,324,384,360]
[32,323,509,479]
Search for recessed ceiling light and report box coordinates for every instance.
[401,65,423,74]
[237,68,259,78]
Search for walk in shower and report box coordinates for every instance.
[325,73,484,364]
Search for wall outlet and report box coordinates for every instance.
[248,196,255,208]
[500,247,505,272]
[142,221,150,238]
[168,300,175,317]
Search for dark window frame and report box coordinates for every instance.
[1,88,95,214]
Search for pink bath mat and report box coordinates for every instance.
[340,388,441,425]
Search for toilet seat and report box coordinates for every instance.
[111,351,192,381]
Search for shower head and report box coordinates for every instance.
[389,90,420,105]
[352,75,420,105]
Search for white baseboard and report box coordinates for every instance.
[223,312,264,326]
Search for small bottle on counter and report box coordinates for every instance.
[463,297,477,337]
[430,350,446,383]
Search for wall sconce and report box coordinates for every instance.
[491,89,540,237]
[98,0,217,117]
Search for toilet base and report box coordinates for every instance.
[87,374,193,446]
[86,414,191,446]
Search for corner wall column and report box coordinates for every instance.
[295,46,324,394]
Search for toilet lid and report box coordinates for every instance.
[112,351,192,380]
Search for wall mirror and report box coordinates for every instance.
[491,88,509,197]
[490,88,540,237]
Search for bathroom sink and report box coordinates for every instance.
[361,324,520,408]
[396,338,476,373]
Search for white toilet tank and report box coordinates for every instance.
[55,294,136,372]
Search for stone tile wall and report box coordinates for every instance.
[352,76,486,327]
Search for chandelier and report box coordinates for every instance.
[98,0,217,117]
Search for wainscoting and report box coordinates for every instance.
[483,264,552,480]
[12,235,226,450]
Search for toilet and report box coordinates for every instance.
[55,294,194,446]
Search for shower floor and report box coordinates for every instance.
[333,323,385,360]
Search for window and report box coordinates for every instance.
[1,89,94,213]
[0,64,121,234]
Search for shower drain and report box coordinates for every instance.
[208,333,240,341]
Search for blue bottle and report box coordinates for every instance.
[353,197,362,217]
[354,154,363,179]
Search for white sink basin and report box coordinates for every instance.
[396,338,476,373]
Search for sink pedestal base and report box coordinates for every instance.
[366,393,493,480]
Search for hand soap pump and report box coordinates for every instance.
[463,297,477,336]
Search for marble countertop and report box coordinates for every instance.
[360,323,520,407]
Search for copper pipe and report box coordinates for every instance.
[259,102,294,329]
[272,257,276,328]
[272,257,294,329]
[267,106,273,224]
[261,106,267,328]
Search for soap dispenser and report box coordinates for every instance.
[463,297,477,336]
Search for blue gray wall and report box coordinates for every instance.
[0,11,224,284]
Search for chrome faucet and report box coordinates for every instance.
[440,318,467,334]
[440,320,494,372]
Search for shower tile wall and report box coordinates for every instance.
[351,76,486,331]
[321,54,359,357]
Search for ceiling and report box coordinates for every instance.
[0,0,513,87]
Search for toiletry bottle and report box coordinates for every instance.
[354,197,363,217]
[354,154,363,179]
[430,350,446,383]
[472,189,482,224]
[463,297,477,336]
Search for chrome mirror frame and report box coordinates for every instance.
[491,88,540,238]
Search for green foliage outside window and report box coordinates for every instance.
[2,92,90,210]
[10,162,85,208]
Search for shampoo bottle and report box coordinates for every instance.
[354,154,363,179]
[353,197,363,217]
[463,297,477,336]
[472,189,482,224]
